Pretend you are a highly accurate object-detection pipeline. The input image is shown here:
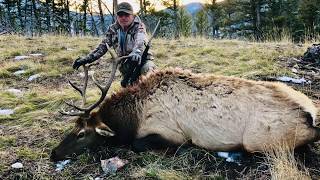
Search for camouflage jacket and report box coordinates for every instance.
[84,16,152,63]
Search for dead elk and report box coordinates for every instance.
[51,49,320,162]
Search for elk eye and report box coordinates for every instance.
[77,132,85,139]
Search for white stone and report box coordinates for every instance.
[11,162,23,169]
[29,53,43,57]
[14,56,30,61]
[291,68,298,73]
[28,74,41,81]
[55,159,71,171]
[13,70,26,75]
[276,76,311,84]
[7,88,23,96]
[217,152,229,159]
[0,109,14,115]
[217,152,242,165]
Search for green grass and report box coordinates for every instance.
[0,87,87,129]
[152,37,306,78]
[0,35,100,80]
[16,147,47,160]
[0,35,309,81]
[0,136,17,149]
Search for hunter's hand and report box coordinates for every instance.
[129,52,141,65]
[72,57,86,70]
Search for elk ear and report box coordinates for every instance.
[95,123,115,137]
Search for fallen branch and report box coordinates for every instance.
[300,65,320,72]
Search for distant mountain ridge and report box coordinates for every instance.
[184,2,204,15]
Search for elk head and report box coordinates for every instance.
[51,45,129,162]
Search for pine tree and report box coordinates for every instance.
[177,7,192,37]
[299,0,320,37]
[80,0,89,35]
[195,9,209,36]
[161,0,180,38]
[205,0,221,38]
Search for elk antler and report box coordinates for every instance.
[60,44,129,117]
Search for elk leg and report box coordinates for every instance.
[132,134,177,152]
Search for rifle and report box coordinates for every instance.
[121,19,161,87]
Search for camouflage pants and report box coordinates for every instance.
[119,59,156,87]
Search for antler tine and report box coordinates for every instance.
[62,43,129,116]
[68,65,89,105]
[78,44,129,113]
[59,109,85,116]
[104,43,129,64]
[68,80,83,96]
[63,100,87,111]
[81,65,89,106]
[106,43,117,60]
[62,63,94,116]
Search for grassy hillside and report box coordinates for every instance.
[0,35,319,179]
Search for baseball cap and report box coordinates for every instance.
[116,2,133,15]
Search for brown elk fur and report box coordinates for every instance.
[97,67,319,151]
[51,67,320,161]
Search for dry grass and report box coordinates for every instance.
[264,143,311,180]
[0,35,319,179]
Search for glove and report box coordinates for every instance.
[129,51,141,65]
[72,57,87,70]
